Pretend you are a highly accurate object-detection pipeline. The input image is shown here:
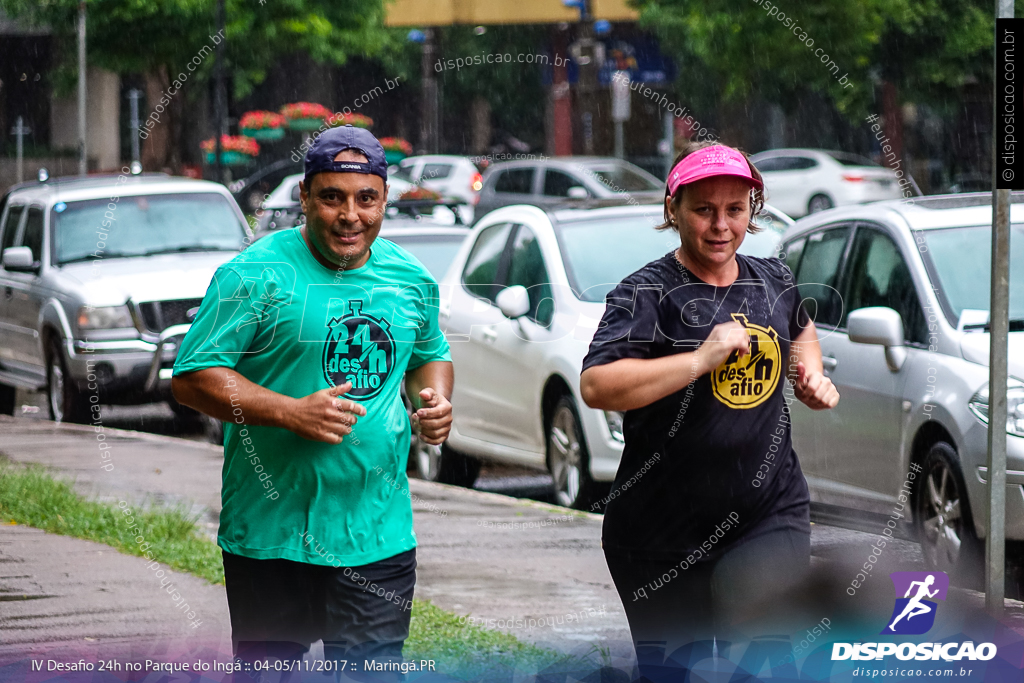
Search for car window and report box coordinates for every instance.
[53,193,246,264]
[827,151,880,167]
[844,228,927,343]
[753,157,785,172]
[462,222,515,302]
[421,163,453,181]
[585,164,661,192]
[391,165,416,183]
[783,237,806,274]
[494,169,534,194]
[1,205,25,254]
[794,226,850,327]
[789,157,818,170]
[505,226,554,325]
[542,170,582,198]
[21,207,44,263]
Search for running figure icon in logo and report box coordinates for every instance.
[882,571,949,635]
[322,300,395,400]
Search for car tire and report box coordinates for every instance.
[201,413,224,445]
[807,194,834,214]
[914,442,983,582]
[436,443,481,488]
[46,337,88,424]
[0,383,16,416]
[411,432,443,482]
[547,396,597,510]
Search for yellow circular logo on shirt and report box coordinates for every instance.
[711,313,782,409]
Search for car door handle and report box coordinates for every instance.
[822,355,838,371]
[482,327,498,343]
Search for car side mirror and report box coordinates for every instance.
[848,306,906,371]
[290,185,301,202]
[567,186,588,199]
[496,285,530,319]
[2,246,37,272]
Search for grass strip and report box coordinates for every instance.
[0,462,223,583]
[0,462,571,678]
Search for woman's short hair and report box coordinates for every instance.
[657,140,766,234]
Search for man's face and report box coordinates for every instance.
[299,149,388,269]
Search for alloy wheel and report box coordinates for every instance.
[549,403,582,508]
[48,356,65,423]
[920,460,964,572]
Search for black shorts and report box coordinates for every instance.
[605,527,809,678]
[223,548,416,672]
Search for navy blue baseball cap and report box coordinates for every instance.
[303,125,388,185]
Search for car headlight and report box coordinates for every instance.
[77,305,134,330]
[968,380,1024,437]
[603,410,624,443]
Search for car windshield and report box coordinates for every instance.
[557,213,674,301]
[581,163,661,192]
[923,224,1024,321]
[826,151,880,167]
[54,193,246,264]
[391,165,416,183]
[386,233,465,280]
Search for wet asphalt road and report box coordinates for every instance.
[10,387,1024,601]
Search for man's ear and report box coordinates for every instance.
[299,179,308,212]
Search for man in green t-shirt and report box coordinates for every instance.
[171,125,453,674]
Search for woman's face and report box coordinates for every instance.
[667,175,752,268]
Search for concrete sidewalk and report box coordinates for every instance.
[0,416,631,666]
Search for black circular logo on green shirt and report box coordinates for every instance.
[322,300,395,400]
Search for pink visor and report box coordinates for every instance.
[667,145,763,195]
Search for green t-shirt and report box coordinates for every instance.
[173,227,450,566]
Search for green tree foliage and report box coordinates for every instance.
[635,0,998,117]
[0,0,392,97]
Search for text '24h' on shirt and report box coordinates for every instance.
[582,252,812,563]
[173,227,451,567]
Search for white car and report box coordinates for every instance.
[432,200,791,508]
[393,155,483,206]
[750,148,904,218]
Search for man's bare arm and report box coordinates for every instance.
[172,367,365,444]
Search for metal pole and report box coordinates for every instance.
[128,89,142,164]
[213,0,226,183]
[614,121,624,159]
[663,108,674,179]
[987,0,1014,616]
[420,28,438,153]
[77,1,87,176]
[13,116,25,183]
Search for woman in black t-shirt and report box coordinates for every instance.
[580,142,840,662]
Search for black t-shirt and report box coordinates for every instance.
[582,252,812,562]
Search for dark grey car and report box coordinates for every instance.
[474,157,663,220]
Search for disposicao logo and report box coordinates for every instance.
[831,571,997,662]
[882,571,948,635]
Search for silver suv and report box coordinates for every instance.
[0,173,251,423]
[781,193,1023,576]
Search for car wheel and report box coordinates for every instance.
[46,337,88,424]
[547,396,596,510]
[408,417,444,481]
[436,443,481,488]
[915,442,982,579]
[0,383,16,416]
[201,413,224,445]
[807,194,834,214]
